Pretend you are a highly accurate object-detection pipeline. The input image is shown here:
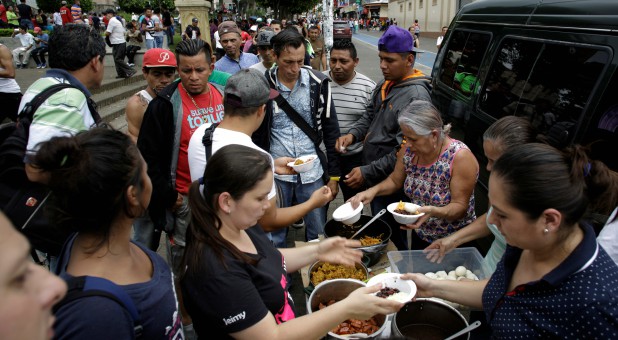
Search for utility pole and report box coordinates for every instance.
[322,0,333,69]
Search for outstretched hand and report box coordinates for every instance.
[340,285,404,320]
[423,234,457,263]
[316,236,362,266]
[274,157,296,175]
[401,206,432,230]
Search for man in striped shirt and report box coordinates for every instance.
[325,40,376,200]
[20,25,105,183]
[71,0,83,24]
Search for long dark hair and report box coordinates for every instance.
[32,126,146,252]
[182,145,271,279]
[492,143,618,235]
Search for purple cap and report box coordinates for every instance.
[378,25,415,53]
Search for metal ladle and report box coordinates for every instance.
[444,320,482,340]
[349,209,387,240]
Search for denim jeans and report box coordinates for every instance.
[145,38,155,50]
[20,18,33,29]
[131,214,161,251]
[272,177,327,247]
[154,35,163,48]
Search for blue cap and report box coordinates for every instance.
[378,25,415,53]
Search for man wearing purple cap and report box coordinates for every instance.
[336,24,431,249]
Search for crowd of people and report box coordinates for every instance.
[0,10,617,340]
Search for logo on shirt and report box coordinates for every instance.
[223,311,246,326]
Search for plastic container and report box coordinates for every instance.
[387,248,492,280]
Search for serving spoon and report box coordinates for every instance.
[444,320,482,340]
[349,209,387,240]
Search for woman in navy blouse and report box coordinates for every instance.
[404,143,618,338]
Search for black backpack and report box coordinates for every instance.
[0,83,100,256]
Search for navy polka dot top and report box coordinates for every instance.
[483,223,618,338]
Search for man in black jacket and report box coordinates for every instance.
[137,39,222,338]
[253,29,340,247]
[336,25,431,249]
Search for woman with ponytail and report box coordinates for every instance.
[180,144,403,340]
[34,126,183,339]
[402,143,618,337]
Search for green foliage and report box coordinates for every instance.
[36,0,93,13]
[117,0,175,15]
[255,0,320,18]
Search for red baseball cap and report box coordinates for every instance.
[142,48,177,68]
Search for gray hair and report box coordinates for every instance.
[398,100,451,138]
[483,116,536,154]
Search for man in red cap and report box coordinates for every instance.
[125,48,177,143]
[125,47,176,251]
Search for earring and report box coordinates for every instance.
[543,228,549,234]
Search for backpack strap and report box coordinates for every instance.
[201,122,219,160]
[18,83,76,123]
[53,276,143,338]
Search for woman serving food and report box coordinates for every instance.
[350,100,479,249]
[404,143,618,337]
[181,145,403,339]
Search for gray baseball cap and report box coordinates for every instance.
[225,69,279,108]
[256,30,275,47]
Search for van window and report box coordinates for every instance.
[582,74,618,171]
[439,30,490,96]
[479,37,610,146]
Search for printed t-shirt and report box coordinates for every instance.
[60,6,72,24]
[175,83,224,195]
[181,226,295,339]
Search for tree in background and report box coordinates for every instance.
[117,0,175,15]
[37,0,93,13]
[256,0,320,19]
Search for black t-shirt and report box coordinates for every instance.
[162,11,172,26]
[181,226,295,339]
[17,3,32,19]
[184,25,200,39]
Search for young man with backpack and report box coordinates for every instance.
[0,25,105,263]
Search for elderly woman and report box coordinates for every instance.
[404,143,618,337]
[350,100,479,249]
[351,100,479,249]
[425,116,536,271]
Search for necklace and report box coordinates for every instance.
[181,83,213,112]
[415,137,447,167]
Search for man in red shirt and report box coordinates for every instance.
[0,3,7,27]
[59,0,72,24]
[137,38,223,337]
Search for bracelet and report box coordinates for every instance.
[329,176,340,182]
